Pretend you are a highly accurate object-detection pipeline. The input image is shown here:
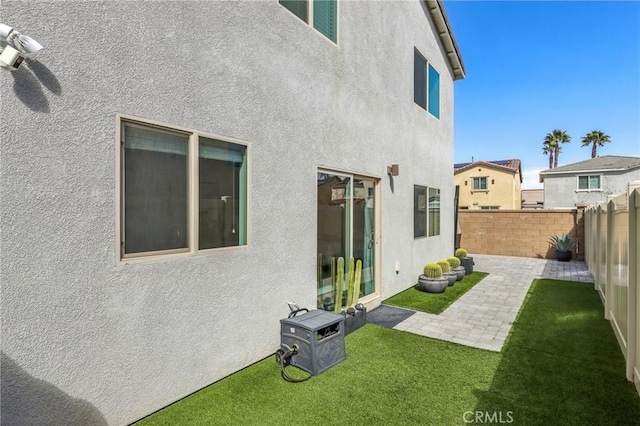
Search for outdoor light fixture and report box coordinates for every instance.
[387,164,399,177]
[0,23,43,70]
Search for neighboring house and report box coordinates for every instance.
[539,156,640,208]
[454,159,523,210]
[522,189,544,209]
[1,1,464,425]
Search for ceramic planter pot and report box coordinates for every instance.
[417,275,449,293]
[556,250,572,262]
[452,266,466,281]
[443,271,457,286]
[460,257,474,274]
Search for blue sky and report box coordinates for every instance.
[443,0,640,189]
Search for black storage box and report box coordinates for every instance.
[280,310,345,376]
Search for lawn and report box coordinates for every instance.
[383,271,489,314]
[135,279,640,426]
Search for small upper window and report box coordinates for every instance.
[577,175,601,191]
[280,0,337,43]
[472,177,488,191]
[413,49,440,119]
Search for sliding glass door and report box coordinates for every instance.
[317,171,377,311]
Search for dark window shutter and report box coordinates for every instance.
[280,0,308,23]
[313,0,337,42]
[414,52,427,109]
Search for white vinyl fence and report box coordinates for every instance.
[585,182,640,396]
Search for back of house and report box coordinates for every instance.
[0,1,464,424]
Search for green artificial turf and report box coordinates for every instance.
[135,279,640,426]
[382,271,489,314]
[474,279,640,425]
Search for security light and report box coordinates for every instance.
[0,23,43,71]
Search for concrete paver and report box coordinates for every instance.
[392,254,594,352]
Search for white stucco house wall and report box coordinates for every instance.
[1,1,464,424]
[540,156,640,209]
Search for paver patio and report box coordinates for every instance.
[388,254,594,351]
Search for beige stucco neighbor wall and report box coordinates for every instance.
[458,209,585,260]
[455,166,521,210]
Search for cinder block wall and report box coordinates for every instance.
[458,209,585,260]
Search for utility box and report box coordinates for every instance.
[280,310,345,376]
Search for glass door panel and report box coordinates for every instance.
[317,172,376,311]
[354,177,376,297]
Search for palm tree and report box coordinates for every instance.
[542,141,554,169]
[581,130,611,158]
[544,130,571,168]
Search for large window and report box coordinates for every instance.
[280,0,337,43]
[472,177,488,191]
[413,49,440,119]
[119,118,248,259]
[577,175,601,191]
[414,185,440,238]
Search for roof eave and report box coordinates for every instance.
[539,164,640,182]
[425,0,466,81]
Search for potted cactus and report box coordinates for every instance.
[332,256,367,335]
[447,256,465,281]
[417,263,449,293]
[549,233,576,262]
[455,248,474,275]
[437,260,457,286]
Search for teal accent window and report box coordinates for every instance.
[414,51,427,109]
[313,0,337,42]
[120,118,248,259]
[279,0,308,22]
[578,175,601,190]
[473,177,488,191]
[280,0,337,43]
[414,185,440,238]
[428,64,440,118]
[413,48,440,118]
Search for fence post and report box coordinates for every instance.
[595,203,606,300]
[628,184,640,388]
[605,199,616,320]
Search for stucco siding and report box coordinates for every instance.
[543,170,640,208]
[455,167,520,209]
[1,2,456,424]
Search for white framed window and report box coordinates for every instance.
[279,0,337,43]
[577,175,601,191]
[414,185,440,238]
[413,48,440,119]
[116,116,249,261]
[472,177,488,191]
[480,206,500,210]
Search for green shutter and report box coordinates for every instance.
[280,0,308,23]
[313,0,337,42]
[428,64,440,118]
